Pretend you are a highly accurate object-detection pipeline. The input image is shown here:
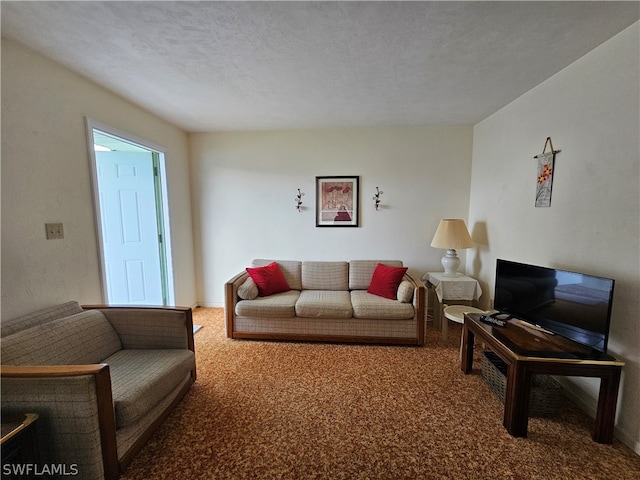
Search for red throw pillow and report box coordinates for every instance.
[367,263,408,300]
[246,262,290,297]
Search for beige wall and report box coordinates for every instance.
[468,23,639,453]
[3,18,638,454]
[189,126,473,306]
[1,38,197,318]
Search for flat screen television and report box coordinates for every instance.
[494,259,615,354]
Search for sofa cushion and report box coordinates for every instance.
[368,264,408,299]
[97,308,193,350]
[235,290,300,318]
[1,301,83,338]
[247,262,291,297]
[1,310,123,366]
[251,259,302,290]
[349,260,404,290]
[351,291,415,320]
[237,277,259,300]
[397,280,414,303]
[302,261,349,291]
[295,290,353,319]
[105,349,195,428]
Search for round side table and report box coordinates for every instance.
[443,305,486,324]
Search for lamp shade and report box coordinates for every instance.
[430,219,474,249]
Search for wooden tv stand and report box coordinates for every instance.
[461,313,624,443]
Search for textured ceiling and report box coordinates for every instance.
[2,1,638,132]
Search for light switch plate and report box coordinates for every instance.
[45,223,64,239]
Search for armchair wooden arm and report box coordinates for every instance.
[1,364,108,377]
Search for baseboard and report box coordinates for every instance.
[194,302,224,308]
[615,429,640,456]
[558,377,639,454]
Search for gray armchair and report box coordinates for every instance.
[1,302,196,480]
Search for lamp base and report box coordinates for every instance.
[441,249,461,277]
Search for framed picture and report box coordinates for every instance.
[315,176,360,227]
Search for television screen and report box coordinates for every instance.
[494,259,615,354]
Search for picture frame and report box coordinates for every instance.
[315,176,360,227]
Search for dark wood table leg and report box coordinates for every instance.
[593,366,622,444]
[503,361,532,437]
[461,323,475,374]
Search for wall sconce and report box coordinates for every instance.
[295,188,305,212]
[373,187,384,210]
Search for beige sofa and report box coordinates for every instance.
[225,260,426,345]
[1,302,196,480]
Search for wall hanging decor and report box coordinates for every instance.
[315,176,360,227]
[373,186,384,210]
[534,137,560,208]
[295,188,304,212]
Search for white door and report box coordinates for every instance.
[95,151,165,305]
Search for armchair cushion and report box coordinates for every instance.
[106,349,195,428]
[1,300,83,338]
[98,308,194,349]
[1,310,122,366]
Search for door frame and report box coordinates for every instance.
[85,117,175,305]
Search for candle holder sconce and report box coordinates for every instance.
[373,187,384,210]
[295,188,305,212]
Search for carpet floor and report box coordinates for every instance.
[120,308,639,479]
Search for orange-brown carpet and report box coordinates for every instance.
[121,308,639,479]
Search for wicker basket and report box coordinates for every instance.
[481,351,561,417]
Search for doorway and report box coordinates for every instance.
[86,119,174,306]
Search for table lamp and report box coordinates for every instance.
[430,219,474,277]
